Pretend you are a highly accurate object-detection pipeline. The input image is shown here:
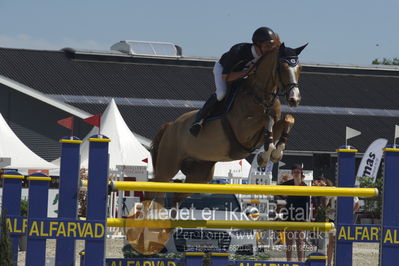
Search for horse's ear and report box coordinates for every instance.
[279,42,286,55]
[295,43,308,55]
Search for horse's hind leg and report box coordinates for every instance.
[171,159,216,206]
[270,114,295,163]
[145,151,181,205]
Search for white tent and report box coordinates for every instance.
[214,160,251,181]
[80,99,152,172]
[0,112,58,174]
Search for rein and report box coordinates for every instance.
[221,55,279,156]
[221,48,298,156]
[243,53,280,115]
[245,54,298,114]
[243,84,279,114]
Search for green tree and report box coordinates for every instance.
[372,57,399,65]
[357,176,383,219]
[0,208,13,266]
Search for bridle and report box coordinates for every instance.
[245,53,300,114]
[221,48,301,154]
[276,56,300,97]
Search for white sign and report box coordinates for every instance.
[248,147,273,185]
[356,138,387,183]
[116,165,147,181]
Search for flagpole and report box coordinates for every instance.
[241,163,243,180]
[71,119,74,139]
[83,114,102,137]
[57,116,74,139]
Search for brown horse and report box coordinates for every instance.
[147,42,307,204]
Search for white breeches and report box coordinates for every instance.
[213,62,227,101]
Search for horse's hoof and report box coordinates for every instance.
[271,143,285,163]
[270,154,282,163]
[257,154,267,167]
[284,114,295,124]
[189,124,201,137]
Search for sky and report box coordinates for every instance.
[1,0,398,67]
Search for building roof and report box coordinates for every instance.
[1,46,399,156]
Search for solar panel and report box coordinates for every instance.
[282,105,399,117]
[48,94,399,118]
[111,40,179,57]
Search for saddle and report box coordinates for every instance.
[195,85,240,123]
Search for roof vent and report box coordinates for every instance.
[111,40,181,57]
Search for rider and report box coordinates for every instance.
[189,26,279,137]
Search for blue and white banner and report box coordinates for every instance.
[356,138,387,183]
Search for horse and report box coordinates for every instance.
[147,42,307,205]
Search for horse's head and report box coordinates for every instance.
[277,43,308,107]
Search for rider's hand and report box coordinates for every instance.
[243,66,255,76]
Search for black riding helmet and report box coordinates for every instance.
[252,27,276,43]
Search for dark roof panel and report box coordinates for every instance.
[1,47,398,106]
[1,47,399,154]
[288,113,398,152]
[0,48,215,100]
[300,73,399,109]
[69,101,398,153]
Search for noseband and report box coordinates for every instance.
[276,56,299,97]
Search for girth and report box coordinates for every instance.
[220,115,264,160]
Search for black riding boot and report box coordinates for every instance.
[189,94,218,137]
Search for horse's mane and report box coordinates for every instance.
[272,33,282,47]
[249,46,280,85]
[250,34,281,74]
[242,37,282,100]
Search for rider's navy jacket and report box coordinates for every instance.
[219,43,255,75]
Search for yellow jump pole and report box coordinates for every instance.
[105,218,334,232]
[111,181,378,197]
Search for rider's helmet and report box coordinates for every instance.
[252,27,276,44]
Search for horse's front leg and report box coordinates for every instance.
[270,114,295,163]
[257,115,276,167]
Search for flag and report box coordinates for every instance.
[394,125,399,147]
[142,158,148,163]
[346,126,361,140]
[57,116,74,130]
[83,114,101,128]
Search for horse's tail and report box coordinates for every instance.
[150,122,170,174]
